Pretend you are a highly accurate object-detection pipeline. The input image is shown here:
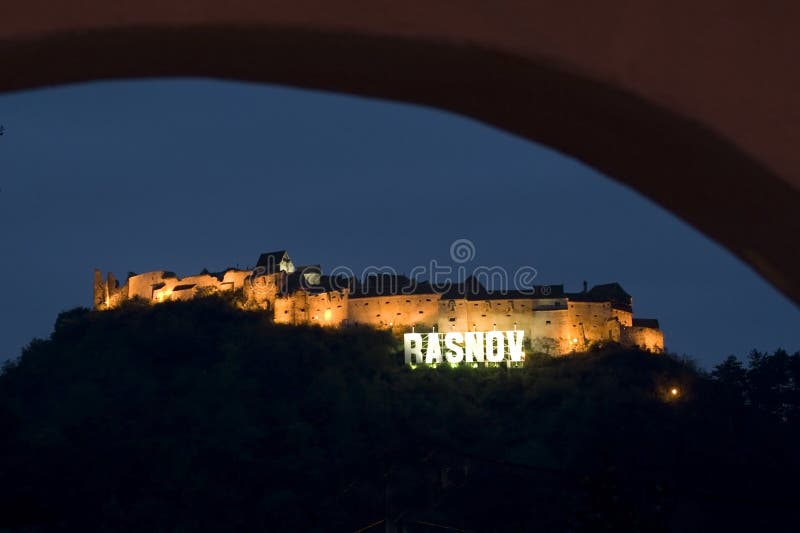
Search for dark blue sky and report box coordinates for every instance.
[0,79,797,367]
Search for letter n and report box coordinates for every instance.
[465,332,485,363]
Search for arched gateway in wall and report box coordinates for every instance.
[3,1,799,304]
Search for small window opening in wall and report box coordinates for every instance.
[397,312,402,315]
[426,298,431,301]
[449,317,456,322]
[481,314,486,317]
[405,299,410,303]
[419,311,424,314]
[385,301,390,304]
[546,320,551,325]
[376,314,381,317]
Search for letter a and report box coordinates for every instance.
[425,333,443,364]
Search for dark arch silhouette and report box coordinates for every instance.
[2,2,798,303]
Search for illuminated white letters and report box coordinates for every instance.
[404,331,525,366]
[486,331,504,362]
[506,330,524,362]
[425,333,442,364]
[404,333,424,364]
[465,332,485,363]
[444,332,464,363]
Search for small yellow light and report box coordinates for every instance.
[323,309,332,321]
[572,337,578,344]
[670,387,679,397]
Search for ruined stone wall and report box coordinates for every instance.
[273,290,349,327]
[106,274,128,308]
[141,270,253,302]
[223,270,253,291]
[273,294,293,324]
[621,326,664,352]
[93,269,128,310]
[127,271,170,301]
[183,270,252,292]
[93,270,106,309]
[242,271,283,310]
[95,268,254,308]
[274,291,305,325]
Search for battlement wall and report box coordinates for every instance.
[94,268,253,309]
[621,326,664,353]
[275,290,349,327]
[348,294,441,331]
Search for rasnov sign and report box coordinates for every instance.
[404,331,525,365]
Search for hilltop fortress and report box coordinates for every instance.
[94,250,664,355]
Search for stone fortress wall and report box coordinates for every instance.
[94,250,664,355]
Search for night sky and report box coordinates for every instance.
[0,79,797,368]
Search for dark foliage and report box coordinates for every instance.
[0,298,798,532]
[711,350,800,425]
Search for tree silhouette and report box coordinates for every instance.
[0,297,798,531]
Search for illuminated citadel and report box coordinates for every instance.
[94,250,664,355]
